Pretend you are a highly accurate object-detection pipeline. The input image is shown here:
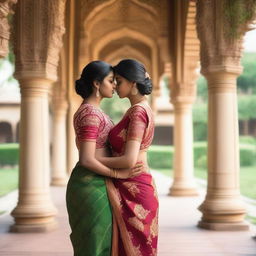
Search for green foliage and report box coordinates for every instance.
[100,94,130,123]
[224,0,256,39]
[193,103,207,123]
[196,75,208,101]
[148,141,256,170]
[193,102,208,141]
[237,53,256,93]
[239,144,256,166]
[0,144,19,166]
[148,145,173,169]
[193,122,207,141]
[238,95,256,120]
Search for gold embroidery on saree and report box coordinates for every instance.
[134,204,150,220]
[128,217,144,232]
[150,214,158,238]
[134,244,143,256]
[117,129,127,141]
[123,182,140,197]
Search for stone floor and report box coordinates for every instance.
[0,171,256,256]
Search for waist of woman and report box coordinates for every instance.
[135,150,150,173]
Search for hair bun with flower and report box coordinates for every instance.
[145,72,150,79]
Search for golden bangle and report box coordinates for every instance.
[110,168,114,178]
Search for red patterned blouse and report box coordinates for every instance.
[73,103,114,149]
[108,103,154,156]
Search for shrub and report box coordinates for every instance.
[193,123,207,141]
[0,143,19,166]
[148,145,173,169]
[239,144,256,166]
[149,141,256,169]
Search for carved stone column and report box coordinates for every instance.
[51,93,68,186]
[168,0,199,196]
[196,0,254,230]
[0,0,17,58]
[11,0,66,232]
[169,85,198,196]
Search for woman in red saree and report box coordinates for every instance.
[98,59,159,256]
[66,61,143,256]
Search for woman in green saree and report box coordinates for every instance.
[66,61,142,256]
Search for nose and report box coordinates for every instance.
[113,81,117,89]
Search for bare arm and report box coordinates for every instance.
[98,140,141,169]
[79,140,142,178]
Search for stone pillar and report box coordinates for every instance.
[198,68,248,230]
[51,98,68,186]
[169,88,198,196]
[196,0,254,230]
[0,0,17,58]
[11,0,66,232]
[11,78,58,232]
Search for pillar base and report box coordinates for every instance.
[198,220,249,231]
[169,186,198,197]
[51,177,68,186]
[10,219,58,233]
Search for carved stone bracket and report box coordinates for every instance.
[196,0,256,75]
[0,0,17,58]
[14,0,66,81]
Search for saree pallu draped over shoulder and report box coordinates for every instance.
[66,164,112,256]
[106,172,159,256]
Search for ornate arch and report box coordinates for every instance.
[92,27,159,88]
[103,45,151,73]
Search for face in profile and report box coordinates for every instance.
[115,74,134,98]
[99,71,115,98]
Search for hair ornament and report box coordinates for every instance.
[145,72,150,79]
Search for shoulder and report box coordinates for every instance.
[74,104,103,124]
[128,104,147,115]
[127,104,150,123]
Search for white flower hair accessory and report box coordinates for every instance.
[145,72,150,79]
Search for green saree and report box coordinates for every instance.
[66,164,112,256]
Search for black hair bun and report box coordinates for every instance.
[75,78,92,98]
[137,77,153,95]
[75,61,113,99]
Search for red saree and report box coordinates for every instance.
[107,103,159,256]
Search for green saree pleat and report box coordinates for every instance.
[66,164,112,256]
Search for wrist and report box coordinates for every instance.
[110,168,118,179]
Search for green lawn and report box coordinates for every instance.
[153,166,256,200]
[0,168,18,197]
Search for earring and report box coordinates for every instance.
[131,87,138,95]
[96,88,100,97]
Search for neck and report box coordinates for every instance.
[129,95,147,106]
[83,96,102,107]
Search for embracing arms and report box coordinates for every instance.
[98,140,141,169]
[79,140,142,179]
